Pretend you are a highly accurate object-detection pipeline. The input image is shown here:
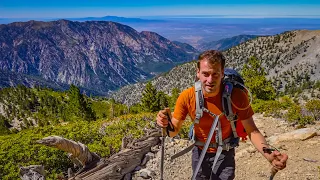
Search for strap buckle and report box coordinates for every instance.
[227,114,237,121]
[225,143,230,151]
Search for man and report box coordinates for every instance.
[156,50,288,180]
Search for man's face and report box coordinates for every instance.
[197,60,224,97]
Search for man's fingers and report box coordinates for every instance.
[272,151,288,164]
[279,153,288,163]
[156,110,169,128]
[272,162,286,170]
[273,151,281,156]
[271,151,283,161]
[273,160,284,167]
[271,156,287,170]
[158,112,168,118]
[156,117,168,126]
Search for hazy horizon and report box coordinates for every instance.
[1,0,320,18]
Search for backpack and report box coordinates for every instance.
[171,68,252,160]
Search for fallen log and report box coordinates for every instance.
[36,129,161,180]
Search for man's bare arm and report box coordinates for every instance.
[241,117,268,155]
[242,117,288,170]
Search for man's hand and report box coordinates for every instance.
[156,108,171,128]
[268,150,288,171]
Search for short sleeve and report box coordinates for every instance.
[231,88,254,120]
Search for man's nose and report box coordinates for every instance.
[207,75,214,83]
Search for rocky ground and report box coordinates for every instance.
[132,114,320,180]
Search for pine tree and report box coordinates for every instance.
[241,56,276,100]
[0,115,11,135]
[156,91,169,110]
[141,82,159,112]
[67,84,96,121]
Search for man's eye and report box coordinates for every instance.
[202,73,209,76]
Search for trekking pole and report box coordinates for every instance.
[160,109,174,180]
[160,127,166,180]
[269,167,278,180]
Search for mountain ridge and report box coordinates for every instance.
[199,34,258,51]
[0,19,198,94]
[111,30,320,105]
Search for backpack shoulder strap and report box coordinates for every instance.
[195,81,204,124]
[222,81,238,138]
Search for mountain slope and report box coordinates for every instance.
[111,30,320,105]
[0,20,198,94]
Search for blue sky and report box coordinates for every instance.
[1,0,320,18]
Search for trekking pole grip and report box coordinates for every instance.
[164,109,174,135]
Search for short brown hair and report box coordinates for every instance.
[197,50,226,69]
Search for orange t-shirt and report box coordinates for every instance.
[173,85,254,152]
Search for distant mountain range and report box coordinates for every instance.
[111,30,320,106]
[0,16,165,25]
[66,16,166,23]
[0,20,198,95]
[199,35,258,51]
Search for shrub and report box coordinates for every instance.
[286,104,314,127]
[252,97,294,118]
[305,99,320,121]
[178,118,193,139]
[0,113,156,179]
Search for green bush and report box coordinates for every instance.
[251,97,294,117]
[305,99,320,121]
[286,104,314,127]
[178,118,193,139]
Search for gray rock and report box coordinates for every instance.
[138,169,155,179]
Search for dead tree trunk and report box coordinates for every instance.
[37,129,161,180]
